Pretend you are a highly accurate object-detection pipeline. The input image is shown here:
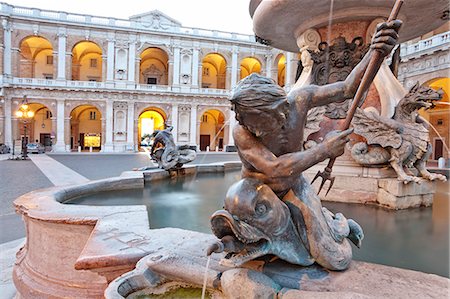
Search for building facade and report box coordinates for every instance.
[0,3,296,153]
[0,3,448,158]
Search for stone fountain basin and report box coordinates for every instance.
[250,0,449,52]
[12,162,241,299]
[105,228,449,299]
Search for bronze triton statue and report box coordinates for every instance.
[208,19,402,271]
[150,126,196,171]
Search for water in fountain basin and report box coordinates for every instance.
[66,172,449,277]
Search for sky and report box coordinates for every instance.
[3,0,255,34]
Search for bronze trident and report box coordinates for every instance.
[312,0,405,196]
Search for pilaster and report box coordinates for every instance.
[126,101,135,151]
[191,47,199,87]
[128,41,136,82]
[57,28,67,80]
[2,18,12,78]
[103,99,114,152]
[4,97,12,147]
[231,47,239,89]
[172,46,181,85]
[285,52,294,89]
[106,36,115,82]
[190,104,197,148]
[171,103,178,144]
[54,99,66,152]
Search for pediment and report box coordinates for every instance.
[129,10,181,30]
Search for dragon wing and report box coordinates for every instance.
[352,108,402,149]
[401,122,429,155]
[304,106,326,141]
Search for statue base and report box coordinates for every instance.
[105,229,448,299]
[304,159,437,209]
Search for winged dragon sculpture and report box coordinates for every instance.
[350,82,447,183]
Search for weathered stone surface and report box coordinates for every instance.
[378,179,436,197]
[377,189,432,209]
[221,269,280,299]
[108,232,450,299]
[280,288,370,299]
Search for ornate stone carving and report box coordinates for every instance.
[113,101,128,110]
[351,83,447,183]
[309,36,369,119]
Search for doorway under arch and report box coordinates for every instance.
[70,105,102,151]
[138,109,166,149]
[17,103,53,151]
[199,109,225,151]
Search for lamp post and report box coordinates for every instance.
[15,96,34,159]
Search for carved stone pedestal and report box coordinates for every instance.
[304,159,437,209]
[377,179,436,209]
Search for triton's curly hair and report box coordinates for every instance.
[230,73,287,123]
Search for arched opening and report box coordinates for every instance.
[19,36,54,79]
[419,78,450,160]
[276,54,286,87]
[240,57,261,80]
[139,48,169,85]
[138,109,166,149]
[199,109,225,151]
[17,103,53,151]
[201,53,227,89]
[72,41,103,81]
[70,105,102,151]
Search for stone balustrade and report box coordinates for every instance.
[400,31,450,59]
[0,2,255,43]
[6,76,231,96]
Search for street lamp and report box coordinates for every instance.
[15,96,34,159]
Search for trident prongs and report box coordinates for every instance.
[311,162,335,196]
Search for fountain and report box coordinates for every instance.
[12,1,450,298]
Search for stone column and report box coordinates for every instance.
[172,46,180,85]
[64,117,71,151]
[171,103,178,144]
[103,100,114,152]
[128,42,136,82]
[57,28,67,80]
[65,52,72,80]
[265,54,273,79]
[106,38,115,82]
[126,101,135,151]
[226,48,239,151]
[135,58,141,84]
[190,104,197,148]
[54,99,66,152]
[225,66,232,90]
[4,97,12,147]
[168,60,173,86]
[101,55,107,81]
[2,19,12,78]
[285,52,294,89]
[231,47,239,89]
[191,47,199,87]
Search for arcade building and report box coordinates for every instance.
[0,3,448,159]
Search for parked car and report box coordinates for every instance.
[0,143,10,154]
[27,143,45,154]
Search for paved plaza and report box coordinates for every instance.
[0,152,239,299]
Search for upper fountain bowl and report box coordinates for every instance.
[250,0,449,52]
